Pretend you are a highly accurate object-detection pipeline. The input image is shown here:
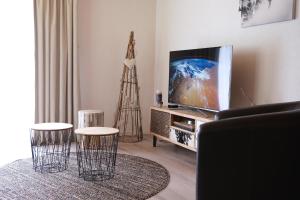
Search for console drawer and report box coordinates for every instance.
[150,110,171,137]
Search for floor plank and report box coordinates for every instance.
[116,135,197,200]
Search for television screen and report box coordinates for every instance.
[168,46,232,111]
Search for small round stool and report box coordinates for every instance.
[78,110,104,128]
[75,127,119,181]
[30,123,73,173]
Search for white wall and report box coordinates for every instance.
[78,0,156,132]
[155,0,300,108]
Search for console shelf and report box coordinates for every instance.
[169,126,195,135]
[150,106,215,151]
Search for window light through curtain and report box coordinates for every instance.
[0,1,34,166]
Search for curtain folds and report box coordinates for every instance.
[34,0,79,127]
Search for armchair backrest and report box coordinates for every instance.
[216,101,300,120]
[196,102,300,200]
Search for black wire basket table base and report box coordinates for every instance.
[75,127,119,181]
[30,123,73,173]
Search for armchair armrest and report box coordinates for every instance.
[216,101,300,120]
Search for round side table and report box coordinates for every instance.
[78,110,104,128]
[75,127,119,181]
[30,123,73,173]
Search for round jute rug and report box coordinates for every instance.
[0,153,170,200]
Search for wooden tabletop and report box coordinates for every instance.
[151,106,215,122]
[31,123,73,131]
[78,110,104,113]
[75,127,119,136]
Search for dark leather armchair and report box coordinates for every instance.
[196,101,300,200]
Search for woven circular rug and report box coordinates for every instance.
[0,153,170,200]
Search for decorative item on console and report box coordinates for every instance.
[155,90,163,107]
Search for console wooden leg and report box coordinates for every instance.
[153,136,157,147]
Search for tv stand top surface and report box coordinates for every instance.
[151,106,215,122]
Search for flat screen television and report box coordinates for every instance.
[168,45,233,112]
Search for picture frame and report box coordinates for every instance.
[239,0,296,27]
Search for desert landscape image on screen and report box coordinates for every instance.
[169,57,219,110]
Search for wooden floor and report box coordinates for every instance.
[116,134,197,200]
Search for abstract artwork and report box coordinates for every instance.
[239,0,295,27]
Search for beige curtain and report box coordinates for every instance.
[34,0,79,127]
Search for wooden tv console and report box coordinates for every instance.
[150,106,215,152]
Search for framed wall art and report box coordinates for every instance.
[239,0,295,27]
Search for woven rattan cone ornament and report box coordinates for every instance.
[114,31,143,142]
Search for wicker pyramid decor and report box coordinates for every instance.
[114,31,143,142]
